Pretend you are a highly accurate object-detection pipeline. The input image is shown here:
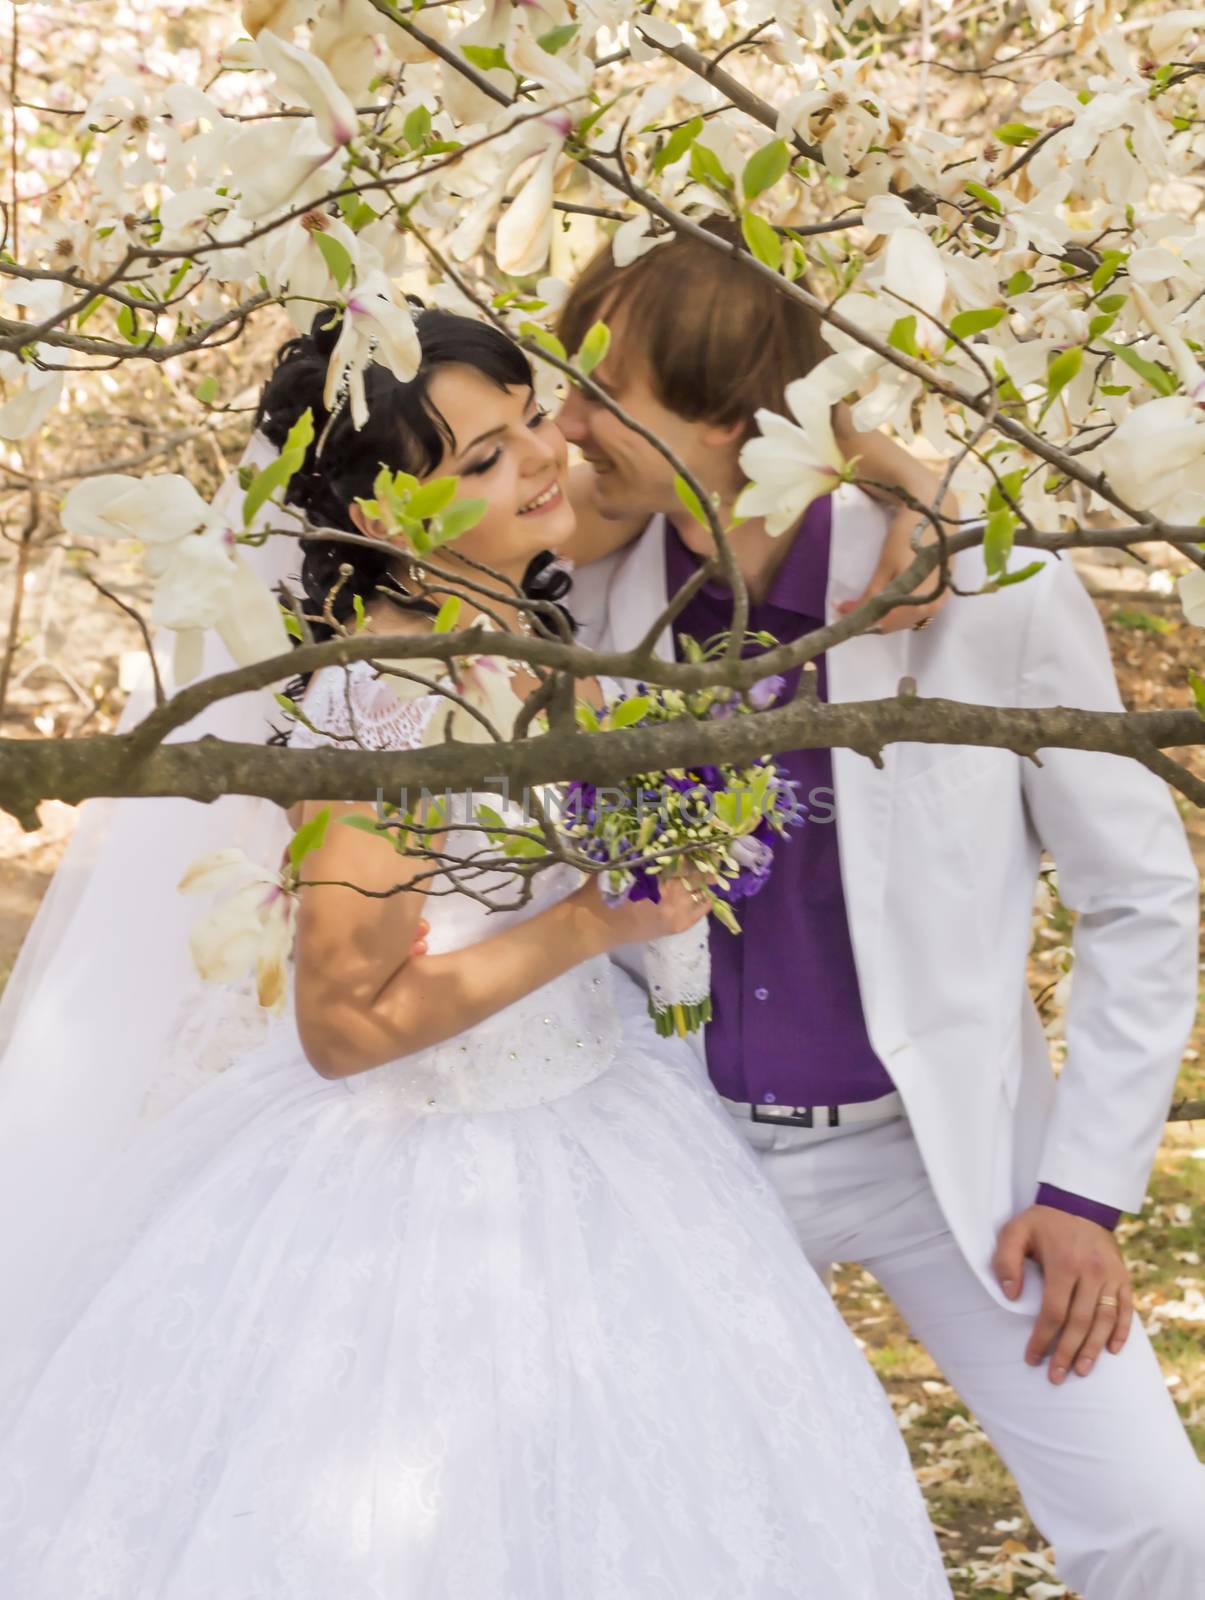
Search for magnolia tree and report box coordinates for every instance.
[1,0,1203,835]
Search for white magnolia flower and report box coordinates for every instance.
[1095,397,1205,523]
[227,118,340,220]
[449,113,571,277]
[179,847,298,1013]
[736,378,847,536]
[262,212,371,332]
[1148,9,1205,57]
[323,271,422,426]
[495,143,561,278]
[1178,568,1205,628]
[776,58,885,178]
[0,354,64,441]
[82,75,160,203]
[257,29,359,149]
[61,474,290,677]
[612,211,662,268]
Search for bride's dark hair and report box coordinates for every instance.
[253,305,575,644]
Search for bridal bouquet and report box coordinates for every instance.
[562,643,806,1036]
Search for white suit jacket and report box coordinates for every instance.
[570,487,1199,1303]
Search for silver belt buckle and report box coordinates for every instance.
[750,1103,842,1128]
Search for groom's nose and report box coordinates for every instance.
[556,387,591,446]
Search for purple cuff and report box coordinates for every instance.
[1036,1183,1122,1231]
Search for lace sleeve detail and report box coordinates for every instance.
[287,661,444,753]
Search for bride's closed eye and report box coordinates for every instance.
[461,408,551,477]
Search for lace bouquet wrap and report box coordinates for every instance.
[561,652,807,1037]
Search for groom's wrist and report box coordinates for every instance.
[1035,1182,1122,1231]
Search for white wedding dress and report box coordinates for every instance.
[0,661,950,1600]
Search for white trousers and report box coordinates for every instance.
[730,1107,1205,1600]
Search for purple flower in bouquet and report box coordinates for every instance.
[719,832,775,899]
[748,673,786,709]
[708,673,787,719]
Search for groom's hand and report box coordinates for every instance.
[993,1204,1134,1384]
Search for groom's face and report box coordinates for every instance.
[556,322,743,523]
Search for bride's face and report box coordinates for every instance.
[421,363,574,579]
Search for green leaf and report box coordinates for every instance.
[964,180,1003,214]
[402,103,432,149]
[433,594,462,633]
[406,475,459,521]
[519,320,568,361]
[575,699,600,731]
[986,467,1026,513]
[1005,270,1033,296]
[242,408,313,525]
[673,474,709,525]
[575,319,611,376]
[1096,293,1127,314]
[312,229,354,290]
[1090,251,1126,295]
[281,608,303,641]
[1045,345,1083,402]
[1188,668,1205,717]
[283,406,316,460]
[949,306,1006,340]
[1088,309,1119,340]
[608,695,651,729]
[741,210,782,272]
[1103,341,1178,397]
[341,814,392,837]
[289,806,331,870]
[887,314,921,358]
[461,42,510,72]
[537,21,579,53]
[983,505,1016,576]
[75,295,103,329]
[652,115,703,174]
[116,302,139,342]
[195,375,218,405]
[995,122,1039,146]
[352,592,368,633]
[993,559,1045,588]
[742,138,790,200]
[689,141,733,192]
[784,239,807,281]
[433,497,488,542]
[242,456,292,526]
[335,191,377,230]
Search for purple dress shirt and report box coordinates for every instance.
[663,501,1120,1229]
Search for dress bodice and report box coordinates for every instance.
[287,659,624,1115]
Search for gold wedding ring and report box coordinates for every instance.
[1099,1295,1120,1308]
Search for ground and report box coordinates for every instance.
[0,558,1201,1597]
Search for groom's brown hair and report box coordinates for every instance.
[557,216,826,441]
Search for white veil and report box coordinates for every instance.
[0,431,296,1395]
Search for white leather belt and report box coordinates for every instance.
[723,1089,904,1130]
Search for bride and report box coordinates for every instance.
[0,309,951,1598]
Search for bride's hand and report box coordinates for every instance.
[572,874,711,950]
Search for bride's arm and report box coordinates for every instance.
[293,802,704,1078]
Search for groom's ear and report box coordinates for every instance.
[700,416,746,452]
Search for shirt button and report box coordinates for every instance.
[754,986,769,1001]
[763,1092,777,1104]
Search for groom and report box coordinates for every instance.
[560,221,1203,1596]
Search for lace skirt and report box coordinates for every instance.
[0,972,949,1600]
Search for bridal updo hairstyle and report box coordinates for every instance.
[253,305,574,643]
